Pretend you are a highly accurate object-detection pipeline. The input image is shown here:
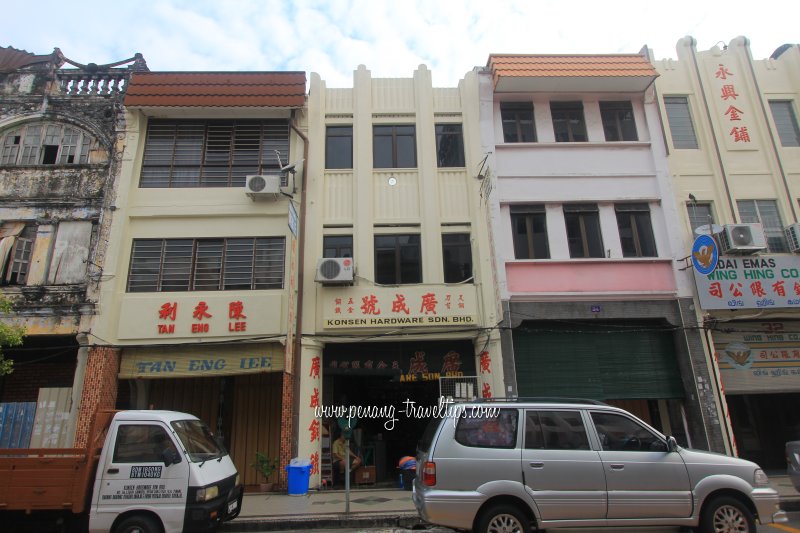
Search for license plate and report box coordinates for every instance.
[227,500,238,513]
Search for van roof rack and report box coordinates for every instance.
[472,397,609,406]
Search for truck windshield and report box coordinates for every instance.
[171,419,225,462]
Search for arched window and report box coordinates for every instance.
[1,123,95,165]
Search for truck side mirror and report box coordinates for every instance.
[162,448,182,467]
[666,436,678,453]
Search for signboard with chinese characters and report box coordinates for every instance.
[706,57,756,151]
[319,285,478,329]
[693,255,800,310]
[323,340,476,383]
[117,293,284,340]
[119,343,284,379]
[713,321,800,394]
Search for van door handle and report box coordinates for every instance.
[528,462,544,468]
[609,464,624,470]
[107,468,119,474]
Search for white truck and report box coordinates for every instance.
[0,409,243,533]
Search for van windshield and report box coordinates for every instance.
[171,419,225,462]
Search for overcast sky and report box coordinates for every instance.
[5,0,796,87]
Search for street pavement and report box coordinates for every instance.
[221,474,800,532]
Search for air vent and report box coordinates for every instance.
[245,174,281,200]
[718,223,767,254]
[315,258,354,285]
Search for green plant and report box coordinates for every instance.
[251,452,279,481]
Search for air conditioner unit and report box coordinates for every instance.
[717,223,767,254]
[315,257,354,285]
[245,174,281,200]
[785,223,800,252]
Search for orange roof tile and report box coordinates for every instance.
[488,54,657,90]
[124,72,306,108]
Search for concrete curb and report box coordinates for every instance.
[223,512,423,532]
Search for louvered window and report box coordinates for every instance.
[140,119,290,187]
[769,101,800,147]
[664,96,698,149]
[127,237,285,292]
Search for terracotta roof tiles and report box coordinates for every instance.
[124,71,306,108]
[488,54,657,88]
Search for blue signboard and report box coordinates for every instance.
[691,234,718,275]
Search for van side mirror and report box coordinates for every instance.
[666,436,678,453]
[162,448,182,466]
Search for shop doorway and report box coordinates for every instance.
[727,392,800,470]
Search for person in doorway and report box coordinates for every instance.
[332,432,361,486]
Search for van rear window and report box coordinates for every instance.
[455,408,518,448]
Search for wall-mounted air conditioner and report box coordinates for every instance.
[315,257,354,285]
[245,174,281,200]
[718,223,767,254]
[785,224,800,253]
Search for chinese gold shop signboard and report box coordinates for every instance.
[320,285,478,329]
[714,321,800,394]
[693,255,800,310]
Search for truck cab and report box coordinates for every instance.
[90,410,242,533]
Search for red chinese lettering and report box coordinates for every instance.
[310,452,319,475]
[714,64,733,80]
[364,360,374,369]
[360,294,381,315]
[377,361,388,369]
[482,382,492,398]
[724,106,744,120]
[458,295,465,309]
[392,294,411,315]
[408,351,428,374]
[730,126,751,142]
[310,388,320,408]
[420,293,438,314]
[730,283,743,297]
[391,361,400,370]
[441,350,463,373]
[329,360,338,369]
[750,281,766,298]
[479,351,492,374]
[709,282,723,298]
[159,302,178,321]
[340,361,350,369]
[794,282,800,296]
[309,356,320,378]
[720,85,739,100]
[351,360,361,370]
[229,301,247,320]
[193,301,212,320]
[309,419,320,442]
[773,280,786,297]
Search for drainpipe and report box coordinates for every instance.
[290,109,309,458]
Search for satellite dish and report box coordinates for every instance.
[695,224,723,235]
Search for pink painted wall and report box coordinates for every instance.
[506,260,676,294]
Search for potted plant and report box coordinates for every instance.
[252,452,279,492]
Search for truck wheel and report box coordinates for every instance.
[114,514,161,533]
[699,495,756,533]
[476,503,530,533]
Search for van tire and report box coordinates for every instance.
[699,495,756,533]
[114,514,161,533]
[476,503,530,533]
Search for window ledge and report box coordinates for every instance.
[497,141,651,149]
[0,163,104,170]
[508,257,670,263]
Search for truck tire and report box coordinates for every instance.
[699,495,756,533]
[114,514,161,533]
[475,503,530,533]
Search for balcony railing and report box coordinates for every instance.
[57,70,129,96]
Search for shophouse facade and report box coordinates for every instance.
[298,65,502,487]
[654,37,800,468]
[0,46,145,448]
[480,52,728,453]
[89,71,307,486]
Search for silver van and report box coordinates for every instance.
[412,399,785,533]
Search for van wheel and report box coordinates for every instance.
[699,496,756,533]
[114,514,161,533]
[476,503,530,533]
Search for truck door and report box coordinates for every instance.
[95,422,190,531]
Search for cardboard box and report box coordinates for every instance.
[356,466,376,484]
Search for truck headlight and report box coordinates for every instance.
[754,468,770,487]
[196,485,219,502]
